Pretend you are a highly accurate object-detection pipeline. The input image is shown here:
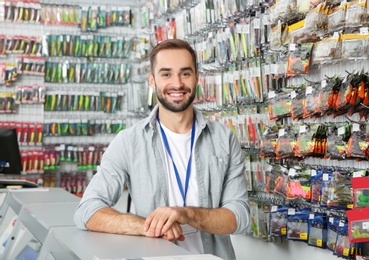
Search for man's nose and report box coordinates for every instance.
[172,75,184,87]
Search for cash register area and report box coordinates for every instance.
[0,187,221,260]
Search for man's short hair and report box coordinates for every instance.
[149,39,198,74]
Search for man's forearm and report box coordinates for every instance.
[185,207,237,234]
[86,208,145,236]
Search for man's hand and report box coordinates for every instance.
[144,221,185,242]
[144,207,188,240]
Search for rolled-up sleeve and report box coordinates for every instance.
[74,133,127,229]
[221,131,251,234]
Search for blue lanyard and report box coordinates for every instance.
[157,114,196,207]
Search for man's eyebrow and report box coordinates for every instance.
[158,67,171,73]
[157,67,194,73]
[180,67,194,72]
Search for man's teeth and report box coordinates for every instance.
[169,93,184,97]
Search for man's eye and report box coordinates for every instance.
[162,73,170,77]
[182,72,191,77]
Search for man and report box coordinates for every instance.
[74,39,250,260]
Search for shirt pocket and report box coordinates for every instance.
[208,155,229,201]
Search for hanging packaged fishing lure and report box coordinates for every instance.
[345,123,368,160]
[347,207,369,244]
[333,73,354,117]
[308,212,328,249]
[273,166,289,196]
[290,86,306,121]
[260,125,278,158]
[334,220,352,259]
[311,35,342,65]
[327,169,353,209]
[327,214,341,252]
[286,166,311,200]
[276,125,298,159]
[268,91,292,120]
[287,43,314,76]
[310,168,323,204]
[269,205,288,238]
[325,124,349,160]
[286,207,310,242]
[294,124,319,157]
[352,176,369,208]
[328,3,347,33]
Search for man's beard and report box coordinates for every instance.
[155,84,196,112]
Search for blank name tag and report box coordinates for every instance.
[181,224,198,235]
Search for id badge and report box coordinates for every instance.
[181,224,198,235]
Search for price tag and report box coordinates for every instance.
[309,213,315,219]
[271,205,278,212]
[306,86,313,95]
[278,128,285,137]
[290,90,297,99]
[311,169,317,176]
[253,18,260,29]
[363,222,369,230]
[337,126,345,136]
[343,248,349,256]
[289,44,296,51]
[300,233,308,240]
[323,173,329,181]
[321,80,327,88]
[288,208,295,215]
[268,91,276,99]
[263,14,270,25]
[289,168,296,176]
[329,217,334,223]
[317,240,322,247]
[352,123,361,132]
[300,125,307,133]
[352,171,365,178]
[281,228,286,235]
[264,64,271,75]
[360,27,369,35]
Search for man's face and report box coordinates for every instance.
[149,49,198,113]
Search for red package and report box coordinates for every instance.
[346,207,369,243]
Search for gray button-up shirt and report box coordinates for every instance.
[74,105,250,260]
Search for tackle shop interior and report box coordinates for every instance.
[1,0,369,259]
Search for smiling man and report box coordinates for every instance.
[74,39,250,260]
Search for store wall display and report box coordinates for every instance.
[0,0,149,189]
[141,0,369,258]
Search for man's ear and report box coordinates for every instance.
[148,73,155,90]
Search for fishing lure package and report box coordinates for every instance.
[268,91,292,120]
[290,87,305,121]
[345,124,368,160]
[327,170,353,209]
[334,220,352,258]
[275,126,297,159]
[352,176,369,208]
[286,43,313,76]
[260,126,278,158]
[311,36,342,65]
[286,208,310,242]
[269,205,288,238]
[325,125,348,160]
[286,166,311,200]
[310,169,323,204]
[308,212,328,248]
[327,215,341,252]
[347,207,369,243]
